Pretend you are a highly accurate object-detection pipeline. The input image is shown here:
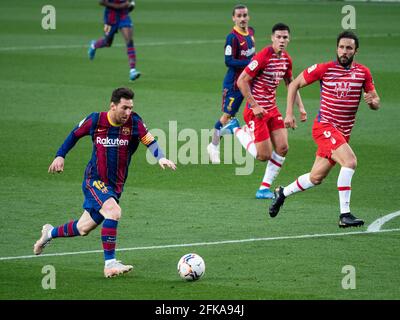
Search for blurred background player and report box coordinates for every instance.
[33,88,176,278]
[207,4,255,164]
[88,1,140,81]
[221,23,306,199]
[269,31,380,228]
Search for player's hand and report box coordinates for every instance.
[120,1,131,9]
[251,105,266,119]
[363,92,376,105]
[158,158,176,170]
[284,114,297,130]
[299,108,307,122]
[48,156,65,173]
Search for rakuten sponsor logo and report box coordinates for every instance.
[96,137,129,147]
[241,47,255,57]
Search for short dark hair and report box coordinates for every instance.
[272,23,290,34]
[232,4,247,16]
[337,31,359,49]
[111,87,134,104]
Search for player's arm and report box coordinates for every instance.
[140,131,176,170]
[48,115,93,174]
[237,71,265,119]
[363,68,380,110]
[364,90,380,110]
[99,0,130,10]
[285,73,310,129]
[284,77,307,123]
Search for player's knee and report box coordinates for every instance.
[310,173,324,185]
[101,202,122,220]
[344,158,357,170]
[77,227,90,237]
[221,114,231,124]
[106,208,121,221]
[275,145,289,157]
[256,152,271,162]
[104,38,113,47]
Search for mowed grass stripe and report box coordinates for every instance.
[0,33,399,52]
[1,228,399,261]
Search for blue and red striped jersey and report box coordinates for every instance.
[56,111,156,195]
[223,26,255,90]
[103,0,129,25]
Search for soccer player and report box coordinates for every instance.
[88,1,141,81]
[33,88,176,277]
[220,23,306,199]
[207,4,255,164]
[269,31,380,228]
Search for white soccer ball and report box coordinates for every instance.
[177,253,205,281]
[128,1,135,12]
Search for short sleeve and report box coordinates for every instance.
[363,67,375,93]
[302,63,329,84]
[244,47,270,78]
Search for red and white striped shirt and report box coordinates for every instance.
[244,46,292,111]
[303,61,375,138]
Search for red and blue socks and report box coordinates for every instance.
[101,219,118,262]
[51,220,80,238]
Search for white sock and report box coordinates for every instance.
[234,127,257,158]
[211,129,220,146]
[338,167,355,214]
[47,228,53,239]
[283,173,315,197]
[105,258,116,267]
[260,151,285,190]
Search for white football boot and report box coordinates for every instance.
[33,224,54,255]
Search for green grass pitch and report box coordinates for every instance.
[0,0,399,300]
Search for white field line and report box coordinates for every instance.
[0,33,399,52]
[367,211,400,232]
[1,228,399,261]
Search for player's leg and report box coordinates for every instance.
[207,113,230,164]
[33,210,100,255]
[257,124,288,199]
[208,90,243,164]
[331,143,363,228]
[88,24,117,60]
[221,106,271,161]
[100,197,133,277]
[269,156,334,217]
[120,24,140,81]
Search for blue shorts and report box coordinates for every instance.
[104,16,133,32]
[221,88,244,116]
[103,16,133,45]
[82,178,120,224]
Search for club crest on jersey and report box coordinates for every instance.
[334,82,351,98]
[122,127,131,135]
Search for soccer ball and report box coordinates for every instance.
[128,1,135,12]
[177,253,205,281]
